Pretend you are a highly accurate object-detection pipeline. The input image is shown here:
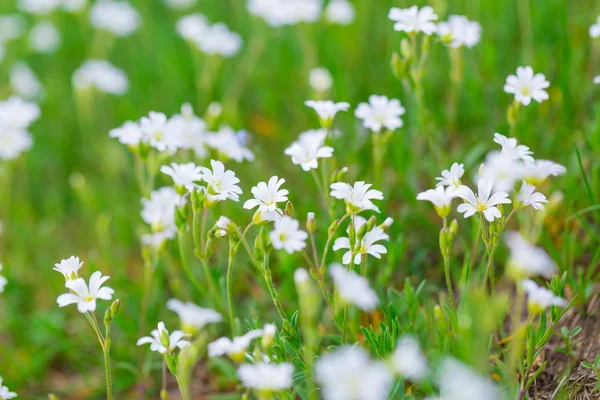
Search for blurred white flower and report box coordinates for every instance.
[391,335,428,381]
[0,264,7,293]
[167,298,222,332]
[436,163,464,188]
[165,103,208,157]
[163,0,198,10]
[438,358,499,400]
[454,179,511,222]
[208,329,264,361]
[244,176,288,216]
[0,96,41,131]
[504,66,550,106]
[505,232,557,279]
[72,60,129,95]
[316,346,393,400]
[437,15,481,48]
[515,181,547,210]
[521,280,567,313]
[325,0,355,25]
[248,0,321,26]
[10,62,44,99]
[590,16,600,38]
[417,186,457,217]
[0,15,26,41]
[305,100,350,126]
[29,20,61,53]
[0,377,17,399]
[238,362,294,391]
[0,129,32,161]
[309,67,333,92]
[53,256,83,280]
[109,121,143,147]
[284,129,333,171]
[195,22,242,57]
[137,321,191,354]
[329,263,378,310]
[18,0,60,15]
[333,217,389,266]
[161,162,203,191]
[141,111,178,152]
[89,0,141,37]
[389,5,438,35]
[493,133,534,162]
[477,151,525,193]
[270,216,308,253]
[56,271,114,313]
[330,181,383,213]
[176,13,210,41]
[199,159,243,203]
[141,228,176,249]
[523,159,566,185]
[141,186,182,233]
[355,95,405,132]
[206,126,255,162]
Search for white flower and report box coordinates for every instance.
[164,103,208,157]
[438,358,499,400]
[493,133,534,162]
[167,298,222,332]
[163,0,197,10]
[305,100,350,126]
[141,228,176,249]
[0,264,7,293]
[437,15,481,48]
[435,163,464,188]
[56,271,114,313]
[215,216,236,236]
[388,6,438,35]
[161,162,203,191]
[521,280,567,313]
[195,23,242,57]
[391,336,428,381]
[329,263,378,310]
[109,121,143,147]
[316,346,393,400]
[0,377,17,399]
[330,181,383,213]
[477,151,525,194]
[89,0,141,37]
[325,0,355,25]
[72,60,129,95]
[176,13,210,42]
[505,232,557,279]
[0,129,33,161]
[244,176,288,215]
[18,0,60,15]
[355,95,405,133]
[591,16,600,38]
[417,186,457,217]
[0,15,26,41]
[309,67,333,92]
[595,76,600,84]
[137,322,191,354]
[10,62,44,99]
[248,0,321,26]
[140,111,178,153]
[515,181,547,210]
[0,96,41,131]
[238,363,293,391]
[284,129,333,171]
[208,329,264,361]
[141,187,182,232]
[53,256,83,280]
[333,218,389,266]
[206,126,255,162]
[504,66,550,106]
[455,179,511,222]
[270,216,308,254]
[29,20,61,53]
[523,160,566,185]
[199,159,243,203]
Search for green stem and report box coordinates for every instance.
[226,244,238,336]
[263,254,287,322]
[443,252,456,311]
[175,375,190,400]
[103,345,113,400]
[310,169,330,213]
[177,232,205,296]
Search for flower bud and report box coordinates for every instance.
[391,52,408,79]
[336,167,348,181]
[175,205,188,233]
[366,216,377,232]
[158,322,171,350]
[379,217,393,231]
[400,38,411,59]
[306,212,316,233]
[285,201,294,216]
[449,219,458,236]
[262,323,277,350]
[357,222,369,242]
[328,219,339,236]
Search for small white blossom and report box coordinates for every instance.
[316,346,393,400]
[161,162,203,192]
[195,23,242,57]
[333,217,389,266]
[454,179,511,222]
[437,15,481,48]
[0,264,7,293]
[244,176,288,218]
[199,159,243,203]
[417,186,457,217]
[141,228,176,249]
[523,159,566,185]
[355,95,405,133]
[238,362,294,391]
[109,121,143,147]
[248,0,321,26]
[270,216,308,254]
[18,0,60,15]
[0,15,26,41]
[140,111,178,152]
[515,181,547,210]
[10,62,44,100]
[388,5,438,35]
[305,100,350,126]
[53,256,83,280]
[165,103,208,157]
[206,126,255,162]
[435,163,464,188]
[208,329,264,361]
[325,0,356,25]
[478,151,525,194]
[176,13,210,42]
[167,298,222,332]
[56,271,114,313]
[89,0,141,37]
[493,133,534,162]
[0,129,33,161]
[438,358,499,400]
[309,67,333,93]
[137,321,191,354]
[29,20,61,53]
[521,280,567,313]
[284,129,333,171]
[330,181,383,213]
[391,336,428,381]
[0,96,41,131]
[329,263,378,310]
[0,377,17,399]
[591,16,600,38]
[72,60,129,95]
[504,66,550,106]
[505,232,557,279]
[595,76,600,84]
[141,187,182,233]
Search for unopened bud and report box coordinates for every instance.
[285,201,294,216]
[366,216,377,231]
[391,52,408,79]
[307,212,316,233]
[328,219,339,236]
[449,219,458,236]
[158,322,171,350]
[336,167,348,181]
[380,217,394,231]
[262,323,277,350]
[400,38,411,59]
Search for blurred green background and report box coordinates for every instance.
[1,0,599,398]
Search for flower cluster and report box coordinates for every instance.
[0,96,40,161]
[176,14,242,57]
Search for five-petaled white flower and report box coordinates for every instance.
[208,329,264,362]
[438,358,499,400]
[504,66,550,106]
[388,6,438,35]
[355,95,405,133]
[316,346,393,400]
[454,179,511,222]
[329,263,379,311]
[56,271,114,313]
[270,216,308,254]
[391,335,428,381]
[244,176,289,219]
[437,15,481,48]
[515,181,547,210]
[141,187,182,233]
[199,159,243,204]
[305,100,350,127]
[435,163,464,188]
[238,363,294,391]
[137,321,191,354]
[109,121,143,147]
[0,377,17,400]
[493,133,534,162]
[161,162,204,192]
[505,232,557,279]
[53,256,83,280]
[141,111,178,153]
[0,264,6,293]
[333,217,389,266]
[207,126,255,163]
[284,129,334,171]
[417,186,457,217]
[523,160,567,185]
[521,279,567,313]
[330,181,384,213]
[167,298,222,333]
